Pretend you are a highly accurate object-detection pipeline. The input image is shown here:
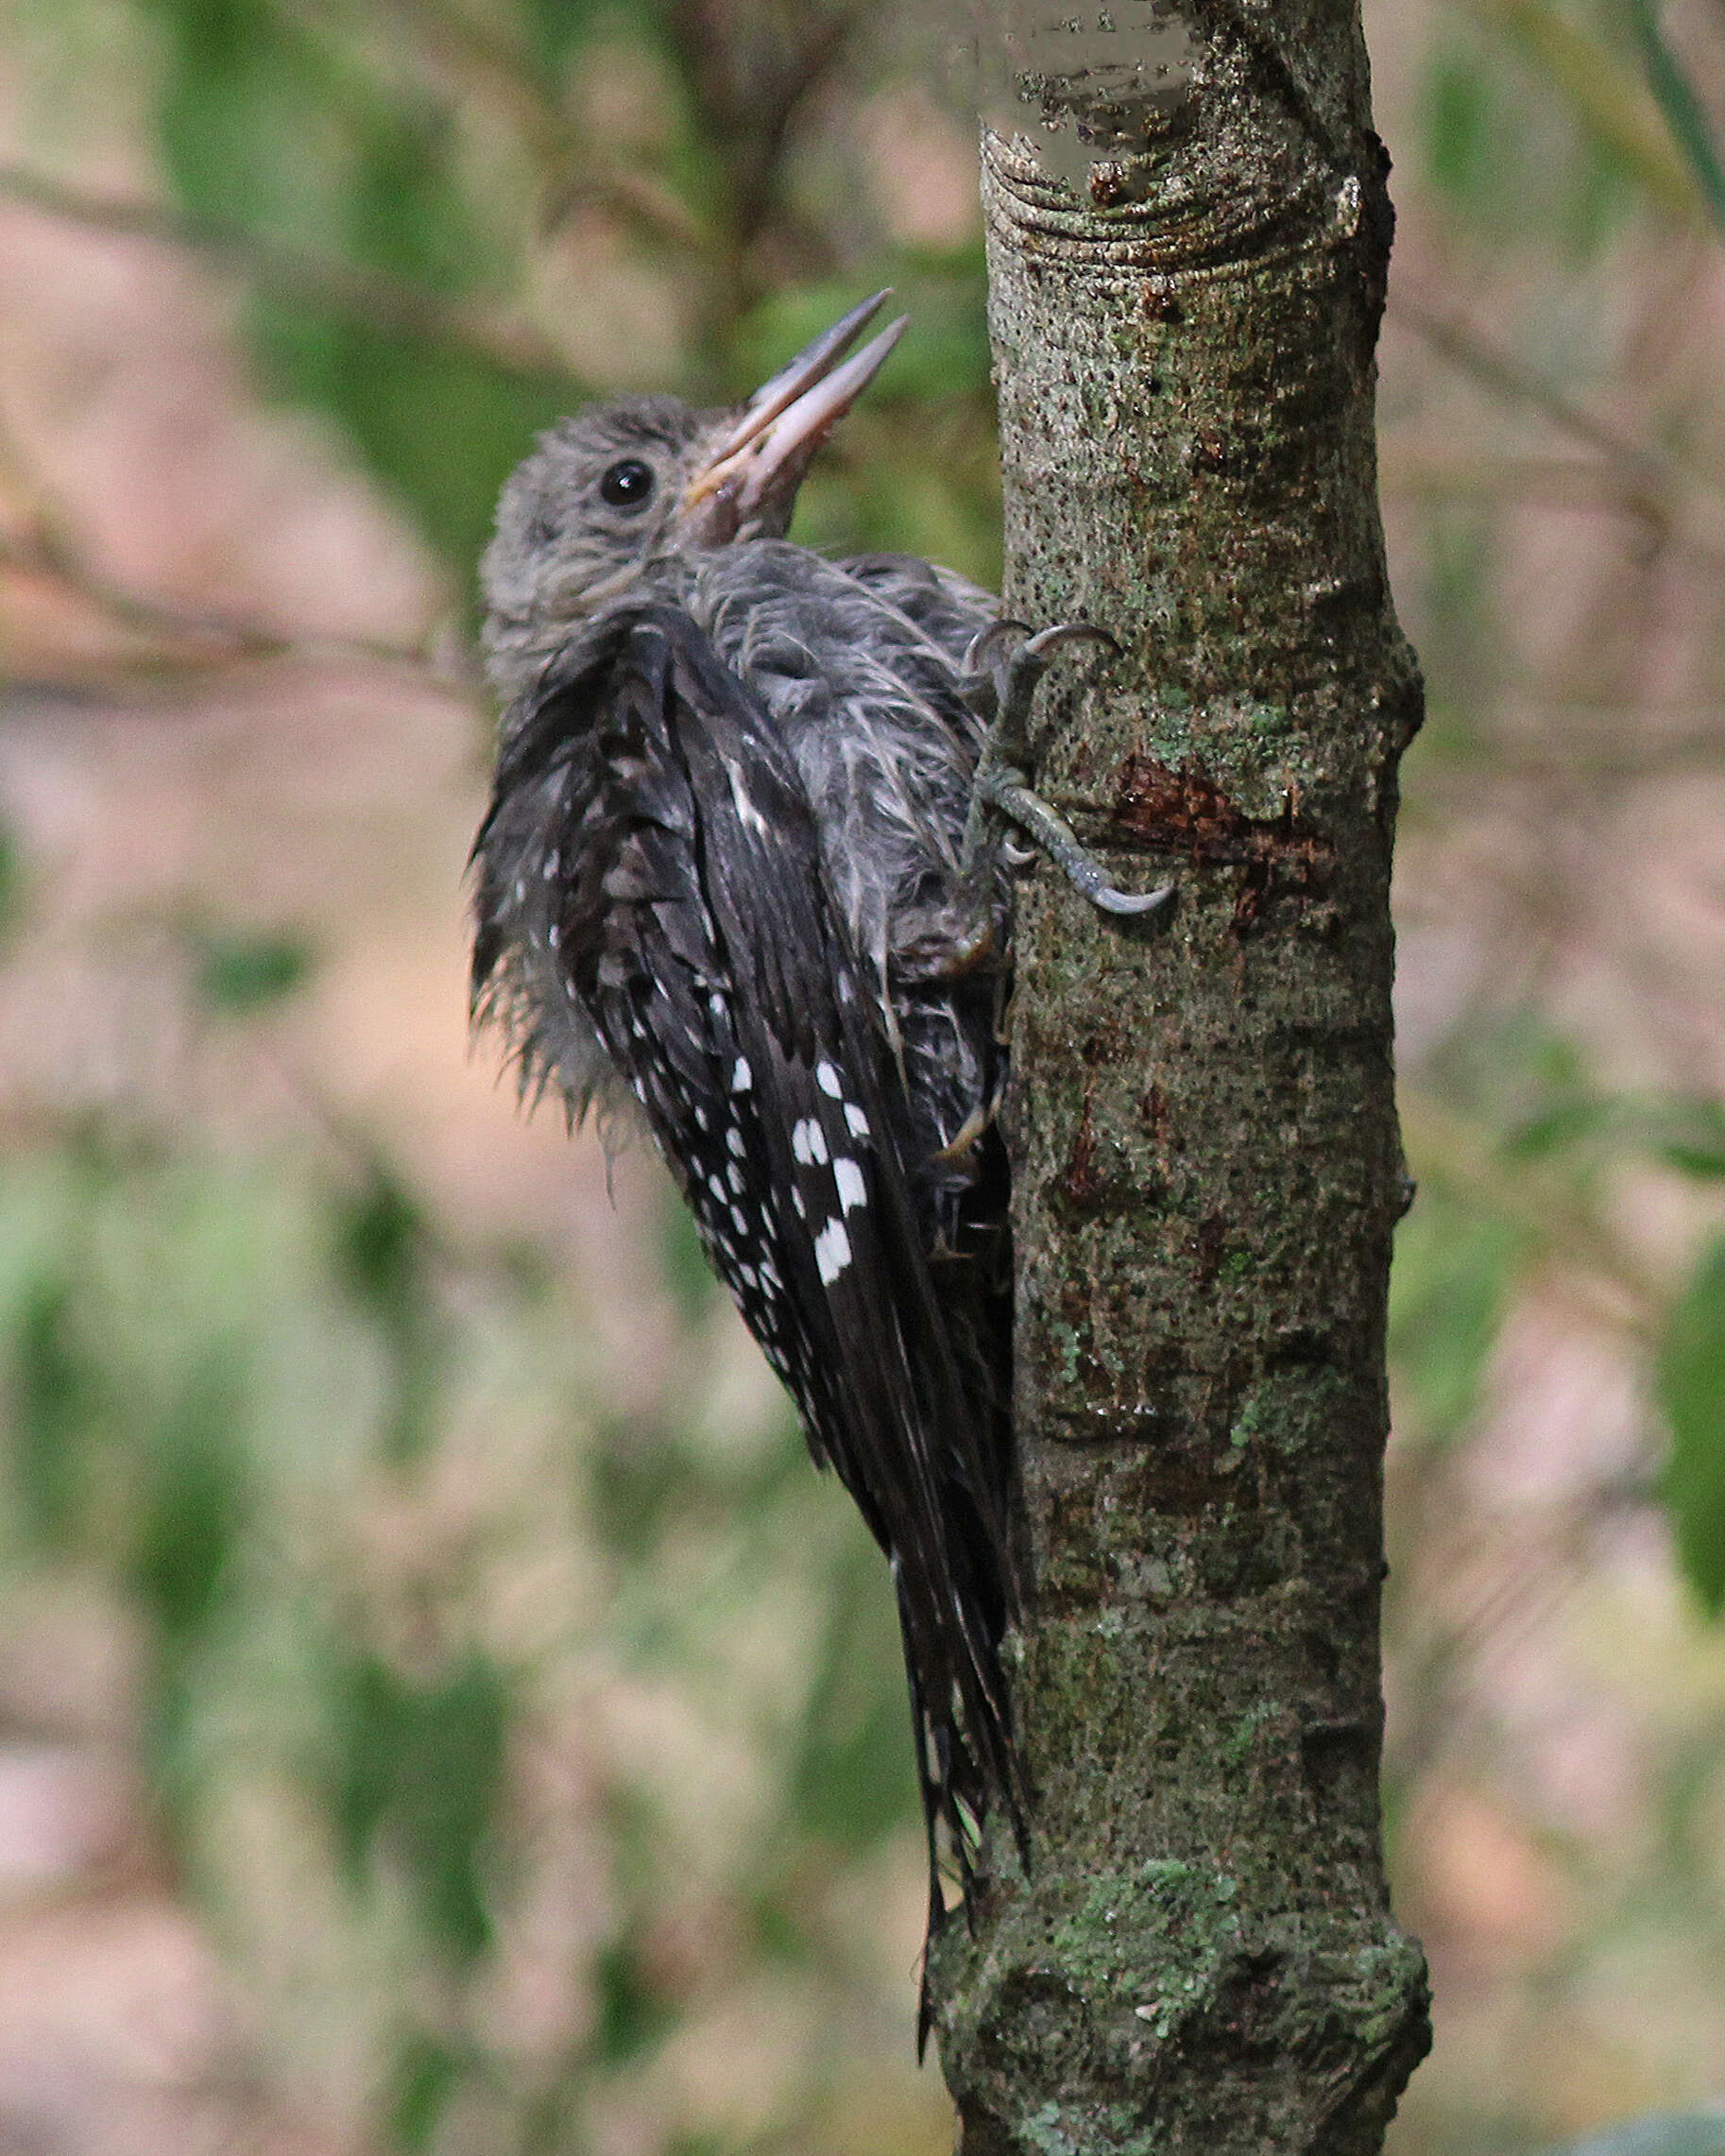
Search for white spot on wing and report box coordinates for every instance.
[845,1103,870,1138]
[815,1062,842,1098]
[832,1157,866,1213]
[814,1218,852,1284]
[731,1057,752,1092]
[792,1119,828,1165]
[725,757,770,838]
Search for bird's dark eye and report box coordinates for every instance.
[599,457,655,510]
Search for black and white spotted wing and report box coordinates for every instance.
[472,605,1017,1935]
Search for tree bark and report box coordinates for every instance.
[928,8,1431,2149]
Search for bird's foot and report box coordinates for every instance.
[960,621,1175,919]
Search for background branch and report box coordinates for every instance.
[0,160,585,386]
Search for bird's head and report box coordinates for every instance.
[481,291,908,702]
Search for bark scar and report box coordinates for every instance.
[1108,753,1337,934]
[1062,1081,1102,1209]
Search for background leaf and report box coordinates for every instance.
[1658,1234,1725,1616]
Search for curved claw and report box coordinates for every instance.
[963,618,1033,676]
[1090,879,1177,917]
[1022,621,1119,664]
[959,616,1157,925]
[987,778,1176,923]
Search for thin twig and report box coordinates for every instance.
[1393,293,1677,484]
[0,301,479,687]
[364,0,567,163]
[1379,445,1725,568]
[0,170,495,686]
[1391,293,1725,561]
[535,165,712,256]
[0,521,475,684]
[664,0,863,268]
[1380,447,1669,519]
[0,401,473,686]
[0,160,583,389]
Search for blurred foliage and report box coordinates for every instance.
[40,0,1003,586]
[2,0,1725,2150]
[1537,2120,1725,2156]
[189,923,314,1011]
[1626,0,1725,233]
[0,1101,925,2150]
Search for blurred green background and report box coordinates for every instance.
[0,2,1723,2152]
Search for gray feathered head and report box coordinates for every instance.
[481,293,907,703]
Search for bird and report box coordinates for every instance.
[470,292,1169,2040]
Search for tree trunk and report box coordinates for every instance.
[928,9,1431,2149]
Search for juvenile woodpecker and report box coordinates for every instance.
[470,294,1168,2030]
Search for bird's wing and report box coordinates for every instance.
[470,609,640,1121]
[472,604,1017,1909]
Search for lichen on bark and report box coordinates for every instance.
[927,6,1431,2149]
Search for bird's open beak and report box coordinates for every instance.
[681,291,909,540]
